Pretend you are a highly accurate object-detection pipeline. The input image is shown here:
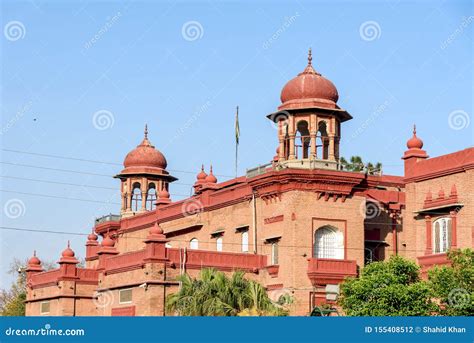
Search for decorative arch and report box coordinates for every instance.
[317,121,329,159]
[146,183,157,211]
[130,182,142,212]
[313,225,344,259]
[433,217,452,253]
[190,238,199,250]
[296,120,310,159]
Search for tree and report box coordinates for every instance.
[1,258,56,316]
[340,156,382,175]
[339,256,438,316]
[428,248,474,316]
[166,268,287,316]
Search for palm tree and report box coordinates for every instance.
[340,156,382,175]
[166,268,288,316]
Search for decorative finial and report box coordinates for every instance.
[33,250,36,257]
[67,240,70,248]
[308,47,312,66]
[144,124,148,139]
[413,124,416,135]
[210,164,213,173]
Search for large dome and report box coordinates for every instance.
[279,49,339,111]
[123,125,167,170]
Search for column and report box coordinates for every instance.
[450,211,457,248]
[310,133,316,159]
[328,135,335,161]
[289,134,296,160]
[425,215,432,255]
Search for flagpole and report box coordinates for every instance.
[235,105,239,178]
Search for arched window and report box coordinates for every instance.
[241,230,249,252]
[317,121,328,159]
[190,238,199,250]
[314,226,343,259]
[271,242,279,265]
[433,217,452,253]
[216,237,223,252]
[146,183,157,211]
[296,120,310,159]
[131,183,142,212]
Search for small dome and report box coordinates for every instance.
[61,242,75,258]
[87,231,98,241]
[280,49,339,110]
[196,165,207,181]
[102,236,115,247]
[407,125,423,149]
[158,188,170,199]
[123,125,167,169]
[28,251,41,266]
[150,221,164,235]
[205,165,217,183]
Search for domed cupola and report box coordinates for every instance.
[115,125,177,218]
[280,48,339,111]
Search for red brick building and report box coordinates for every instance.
[25,51,473,316]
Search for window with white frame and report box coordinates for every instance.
[433,217,452,253]
[271,242,279,265]
[314,226,339,259]
[190,238,199,250]
[241,230,249,252]
[119,288,133,304]
[216,237,223,252]
[40,301,50,315]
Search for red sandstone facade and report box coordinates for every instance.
[25,51,473,316]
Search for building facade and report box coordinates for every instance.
[25,51,473,316]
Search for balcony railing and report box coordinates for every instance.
[95,214,121,226]
[307,258,357,286]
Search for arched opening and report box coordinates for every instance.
[190,238,199,250]
[296,120,310,159]
[433,217,452,253]
[313,226,344,259]
[216,237,223,252]
[130,183,142,212]
[241,230,249,252]
[146,183,157,211]
[317,121,328,159]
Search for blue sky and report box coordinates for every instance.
[1,0,472,287]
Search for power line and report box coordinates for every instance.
[0,175,189,197]
[0,161,194,186]
[0,225,470,254]
[0,189,121,205]
[2,148,235,178]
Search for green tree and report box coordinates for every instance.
[166,268,287,316]
[339,256,438,316]
[340,156,382,175]
[1,258,56,316]
[428,249,474,316]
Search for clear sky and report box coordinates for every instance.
[1,0,472,288]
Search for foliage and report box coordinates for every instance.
[339,256,438,316]
[1,258,56,316]
[340,156,382,175]
[166,268,287,316]
[428,249,474,316]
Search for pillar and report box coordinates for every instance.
[289,134,296,160]
[425,215,432,255]
[328,135,335,161]
[450,211,457,248]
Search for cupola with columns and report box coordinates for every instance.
[268,49,352,170]
[115,125,177,217]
